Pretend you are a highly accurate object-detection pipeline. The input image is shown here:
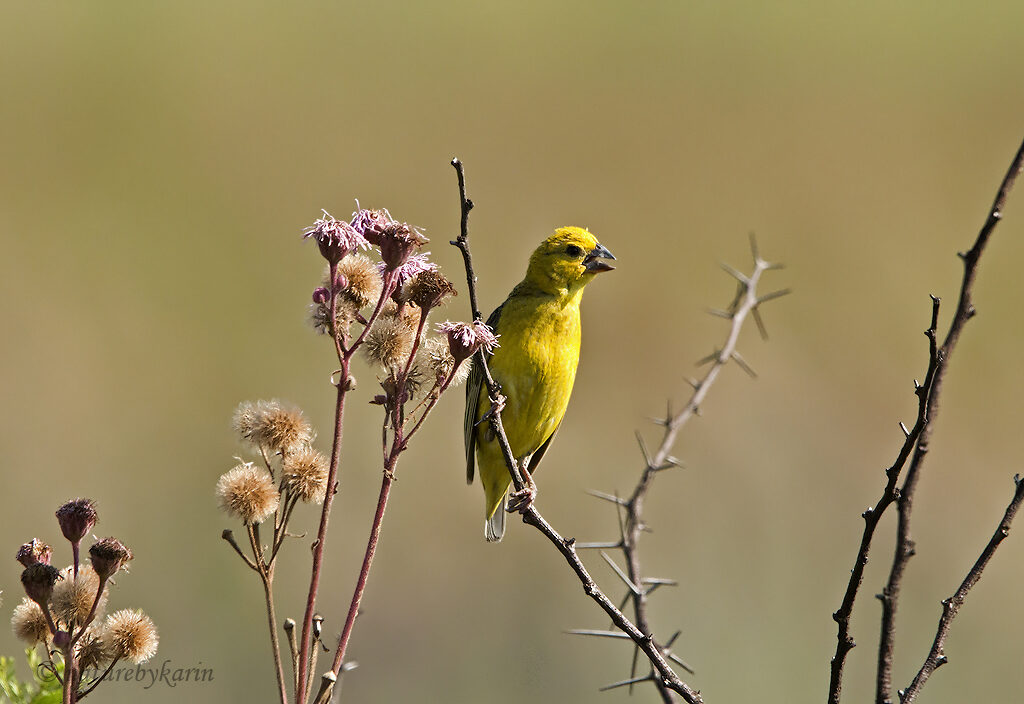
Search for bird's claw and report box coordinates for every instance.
[506,484,537,513]
[474,392,507,428]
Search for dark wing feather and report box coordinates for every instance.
[464,303,505,484]
[527,421,561,475]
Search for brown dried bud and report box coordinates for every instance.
[21,563,61,606]
[17,539,52,567]
[56,498,98,545]
[379,222,428,271]
[405,270,456,311]
[89,537,133,581]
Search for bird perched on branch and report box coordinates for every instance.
[465,227,615,541]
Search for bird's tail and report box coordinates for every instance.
[484,493,507,542]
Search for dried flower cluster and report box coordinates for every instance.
[10,499,157,703]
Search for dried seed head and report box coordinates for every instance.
[309,297,360,337]
[233,400,313,455]
[419,336,470,387]
[21,563,61,606]
[56,498,97,545]
[437,320,500,363]
[282,447,329,504]
[335,255,384,309]
[89,537,133,581]
[16,539,52,567]
[363,310,418,373]
[216,463,280,524]
[303,210,370,265]
[76,630,112,670]
[349,206,394,246]
[378,222,428,271]
[102,609,159,663]
[52,565,105,629]
[11,597,51,644]
[404,270,456,311]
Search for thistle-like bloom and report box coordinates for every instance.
[404,270,457,311]
[21,563,61,606]
[56,498,97,545]
[102,609,159,663]
[419,336,471,387]
[349,206,394,246]
[16,539,52,567]
[438,320,500,363]
[11,597,51,644]
[282,447,329,504]
[52,565,105,629]
[303,210,370,265]
[378,222,429,272]
[89,537,133,581]
[336,255,384,308]
[216,462,280,524]
[233,400,313,455]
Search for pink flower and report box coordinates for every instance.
[303,210,370,265]
[437,320,500,362]
[379,253,436,288]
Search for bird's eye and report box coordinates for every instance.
[565,244,583,257]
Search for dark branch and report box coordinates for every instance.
[898,475,1024,702]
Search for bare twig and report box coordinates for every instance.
[449,157,703,704]
[897,475,1024,702]
[827,136,1024,704]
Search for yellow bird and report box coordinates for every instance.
[465,227,615,541]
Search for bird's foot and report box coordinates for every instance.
[474,391,506,428]
[506,464,537,514]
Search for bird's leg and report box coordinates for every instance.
[474,387,506,429]
[506,459,537,513]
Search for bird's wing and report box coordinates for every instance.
[527,421,561,475]
[464,303,505,485]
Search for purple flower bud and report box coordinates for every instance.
[378,222,428,272]
[56,498,97,545]
[89,537,133,581]
[21,563,61,606]
[312,287,330,304]
[303,210,370,265]
[437,320,500,363]
[16,539,52,567]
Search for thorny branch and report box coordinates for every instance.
[450,157,704,704]
[828,136,1024,704]
[575,235,786,702]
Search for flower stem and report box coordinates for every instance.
[295,367,349,703]
[262,571,288,704]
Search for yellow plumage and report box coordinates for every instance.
[464,227,615,541]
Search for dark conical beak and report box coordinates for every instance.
[583,243,616,273]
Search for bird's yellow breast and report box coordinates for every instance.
[477,290,583,459]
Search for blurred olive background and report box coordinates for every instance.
[2,2,1024,703]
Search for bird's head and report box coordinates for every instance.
[524,227,616,295]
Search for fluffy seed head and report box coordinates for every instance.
[303,210,370,265]
[349,206,394,246]
[233,400,313,455]
[363,310,418,373]
[309,297,360,337]
[419,336,471,387]
[76,630,112,670]
[11,597,51,644]
[282,447,329,504]
[437,320,500,363]
[17,539,52,567]
[216,463,280,524]
[102,609,158,663]
[335,255,384,309]
[56,498,97,545]
[404,270,456,311]
[89,537,133,581]
[52,565,105,629]
[21,563,61,606]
